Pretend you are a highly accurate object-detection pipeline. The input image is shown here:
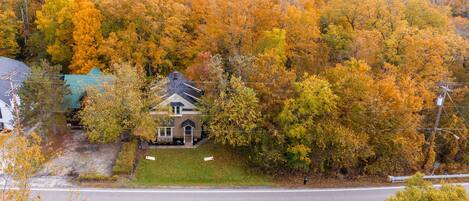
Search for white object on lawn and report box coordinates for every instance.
[204,156,214,161]
[145,156,156,161]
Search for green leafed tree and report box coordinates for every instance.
[278,74,337,171]
[79,63,165,143]
[19,60,69,135]
[201,76,262,147]
[404,0,450,30]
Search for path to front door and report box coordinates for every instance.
[184,125,193,146]
[184,135,192,146]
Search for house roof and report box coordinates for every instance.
[165,71,202,104]
[64,68,115,109]
[0,57,30,105]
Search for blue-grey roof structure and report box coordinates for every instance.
[166,71,202,104]
[0,57,30,105]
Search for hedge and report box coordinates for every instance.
[78,172,118,182]
[112,140,137,175]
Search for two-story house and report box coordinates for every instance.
[151,71,204,146]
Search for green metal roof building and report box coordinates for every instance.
[64,68,115,109]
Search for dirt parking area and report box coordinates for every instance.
[37,130,120,177]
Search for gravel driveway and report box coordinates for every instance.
[37,130,120,178]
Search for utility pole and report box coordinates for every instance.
[423,84,451,171]
[1,71,22,136]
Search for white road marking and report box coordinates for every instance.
[23,183,469,194]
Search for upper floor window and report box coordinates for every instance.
[172,106,181,115]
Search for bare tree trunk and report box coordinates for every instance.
[20,0,30,44]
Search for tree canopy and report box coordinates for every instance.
[2,0,469,176]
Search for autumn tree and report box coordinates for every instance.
[201,76,262,147]
[98,0,192,74]
[0,0,21,57]
[19,60,69,135]
[195,0,281,58]
[404,0,450,30]
[79,63,164,143]
[322,59,425,175]
[245,28,296,117]
[70,0,103,73]
[278,75,337,171]
[36,0,76,66]
[281,1,322,73]
[1,133,44,201]
[387,173,469,201]
[185,52,224,95]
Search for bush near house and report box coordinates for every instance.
[112,140,137,175]
[78,172,118,182]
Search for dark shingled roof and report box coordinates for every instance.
[0,57,30,105]
[166,71,202,104]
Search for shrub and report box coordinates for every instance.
[78,172,118,182]
[387,173,469,201]
[112,140,138,175]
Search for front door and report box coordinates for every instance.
[184,126,193,145]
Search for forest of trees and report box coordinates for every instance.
[1,0,469,177]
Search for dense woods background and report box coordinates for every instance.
[1,0,469,177]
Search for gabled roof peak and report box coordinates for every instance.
[165,71,202,104]
[168,71,184,81]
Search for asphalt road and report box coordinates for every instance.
[29,184,469,201]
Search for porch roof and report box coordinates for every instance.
[181,119,195,128]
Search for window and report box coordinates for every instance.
[172,106,181,115]
[166,128,172,136]
[0,109,3,119]
[158,127,173,137]
[0,122,3,131]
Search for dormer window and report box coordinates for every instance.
[170,102,184,116]
[172,106,181,115]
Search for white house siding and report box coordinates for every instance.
[159,93,197,110]
[0,99,13,130]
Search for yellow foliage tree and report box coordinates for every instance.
[70,0,103,74]
[281,1,322,73]
[98,0,191,73]
[0,0,21,57]
[1,133,44,201]
[195,0,281,56]
[36,0,76,65]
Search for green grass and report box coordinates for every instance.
[134,143,272,186]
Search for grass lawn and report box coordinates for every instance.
[134,142,272,186]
